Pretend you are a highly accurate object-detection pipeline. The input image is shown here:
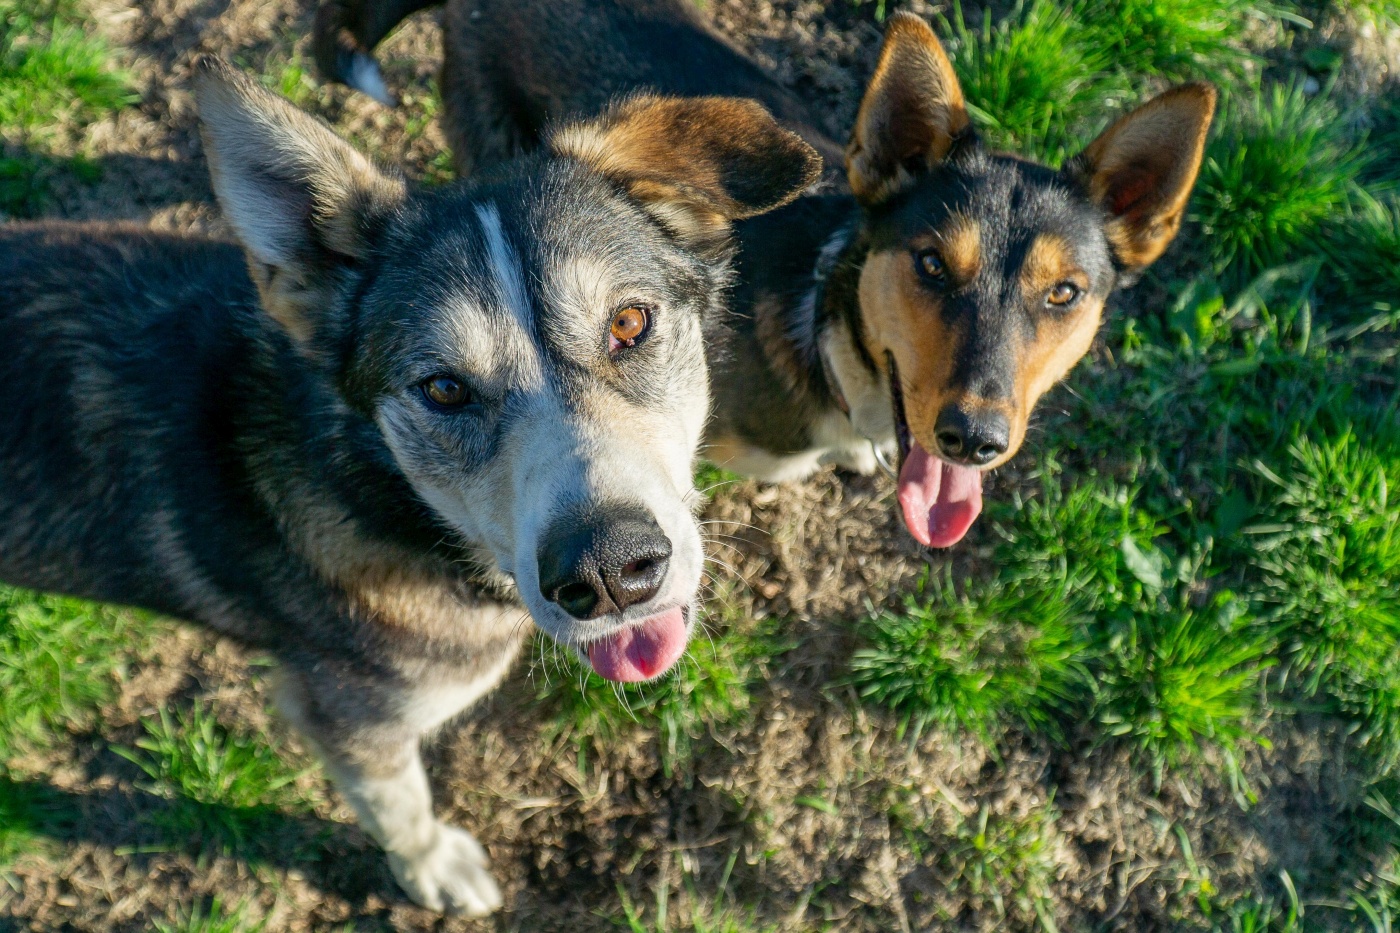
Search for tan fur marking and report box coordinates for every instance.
[926,215,981,283]
[1007,297,1105,456]
[857,249,958,451]
[549,94,820,243]
[1019,233,1086,299]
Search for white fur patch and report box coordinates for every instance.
[474,202,532,332]
[348,53,395,107]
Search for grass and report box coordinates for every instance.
[533,584,778,779]
[1071,0,1293,82]
[610,851,778,933]
[887,790,1061,931]
[940,0,1128,163]
[1092,590,1274,779]
[1192,82,1370,288]
[946,805,1059,930]
[114,703,311,850]
[0,0,128,216]
[1247,423,1400,770]
[0,0,132,139]
[1332,198,1400,308]
[0,586,143,757]
[153,897,267,933]
[849,572,1088,742]
[0,774,72,867]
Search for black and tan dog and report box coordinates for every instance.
[0,60,816,913]
[317,0,1215,548]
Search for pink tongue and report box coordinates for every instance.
[896,442,984,548]
[587,607,688,683]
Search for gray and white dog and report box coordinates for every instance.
[0,59,818,914]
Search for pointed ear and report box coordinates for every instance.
[1066,83,1217,275]
[193,57,406,342]
[845,12,971,206]
[549,94,821,254]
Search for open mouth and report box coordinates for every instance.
[583,605,690,683]
[887,353,985,549]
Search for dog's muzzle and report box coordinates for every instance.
[536,505,672,621]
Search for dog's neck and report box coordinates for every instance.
[795,216,896,449]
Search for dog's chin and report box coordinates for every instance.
[545,602,694,684]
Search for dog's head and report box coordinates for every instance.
[194,61,818,682]
[842,14,1215,548]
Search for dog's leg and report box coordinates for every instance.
[325,741,502,915]
[274,666,510,916]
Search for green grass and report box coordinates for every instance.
[610,851,778,933]
[258,52,325,111]
[0,0,133,138]
[947,805,1060,930]
[887,790,1061,931]
[1331,198,1400,308]
[153,897,267,933]
[0,0,129,216]
[1246,422,1400,770]
[1092,590,1274,777]
[1192,82,1370,288]
[695,461,743,496]
[849,572,1088,741]
[614,892,777,933]
[0,586,142,757]
[0,150,100,217]
[533,586,778,779]
[1336,0,1400,32]
[1071,0,1290,82]
[0,774,72,867]
[114,702,311,849]
[941,0,1128,162]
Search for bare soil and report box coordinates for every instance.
[1,1,1393,931]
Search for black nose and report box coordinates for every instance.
[934,406,1010,466]
[537,506,672,620]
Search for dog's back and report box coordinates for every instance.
[0,224,261,613]
[316,0,843,174]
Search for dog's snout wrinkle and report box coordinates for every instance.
[537,506,673,621]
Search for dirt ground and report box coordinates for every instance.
[1,0,1394,931]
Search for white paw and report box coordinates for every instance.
[388,824,504,916]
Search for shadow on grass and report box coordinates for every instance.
[0,769,398,912]
[0,143,214,221]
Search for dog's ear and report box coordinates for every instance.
[846,12,971,206]
[1065,83,1217,275]
[549,95,821,253]
[193,57,406,342]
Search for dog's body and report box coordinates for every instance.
[317,0,1216,547]
[0,222,530,913]
[0,61,817,915]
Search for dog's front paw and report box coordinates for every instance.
[388,824,504,916]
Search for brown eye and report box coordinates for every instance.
[609,305,651,351]
[915,249,946,283]
[421,375,471,409]
[1047,282,1081,307]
